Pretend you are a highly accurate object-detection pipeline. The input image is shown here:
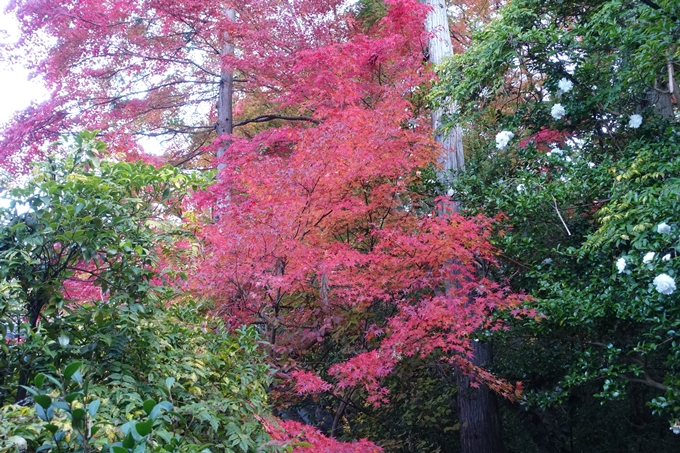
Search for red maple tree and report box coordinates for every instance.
[190,0,525,428]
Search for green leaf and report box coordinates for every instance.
[135,420,153,437]
[122,432,135,449]
[36,404,49,422]
[165,377,175,389]
[34,373,46,388]
[111,446,129,453]
[63,361,83,380]
[52,401,70,411]
[45,367,61,388]
[72,408,86,422]
[33,394,52,410]
[156,430,172,444]
[71,370,83,385]
[143,398,156,415]
[65,391,83,403]
[167,411,186,424]
[19,385,39,396]
[149,404,164,421]
[7,436,27,448]
[158,401,173,411]
[88,399,101,418]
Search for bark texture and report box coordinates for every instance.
[456,341,506,453]
[423,0,464,183]
[645,89,674,119]
[216,8,236,159]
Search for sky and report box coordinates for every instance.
[0,1,48,126]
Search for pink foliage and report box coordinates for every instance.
[266,419,383,453]
[291,370,332,394]
[187,0,526,407]
[1,0,427,170]
[519,127,571,152]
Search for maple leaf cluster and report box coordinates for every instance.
[265,418,383,453]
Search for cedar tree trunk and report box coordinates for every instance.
[216,8,236,159]
[422,1,505,452]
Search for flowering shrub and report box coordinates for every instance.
[435,0,680,449]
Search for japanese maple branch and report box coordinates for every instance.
[170,136,211,167]
[331,388,355,438]
[233,115,320,128]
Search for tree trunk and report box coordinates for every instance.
[422,2,505,451]
[423,0,464,183]
[642,61,677,119]
[14,298,43,404]
[216,8,236,159]
[456,341,505,453]
[644,88,674,119]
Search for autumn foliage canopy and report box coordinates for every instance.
[1,0,525,450]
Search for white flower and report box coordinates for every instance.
[551,103,566,120]
[628,114,643,129]
[496,130,515,150]
[446,188,454,197]
[653,273,676,295]
[657,222,672,234]
[588,162,596,168]
[558,78,574,93]
[672,420,680,434]
[58,335,70,347]
[643,252,655,264]
[663,254,671,261]
[616,257,626,273]
[517,184,526,192]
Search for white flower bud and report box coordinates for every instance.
[58,335,70,347]
[616,257,626,273]
[551,103,566,120]
[657,222,672,234]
